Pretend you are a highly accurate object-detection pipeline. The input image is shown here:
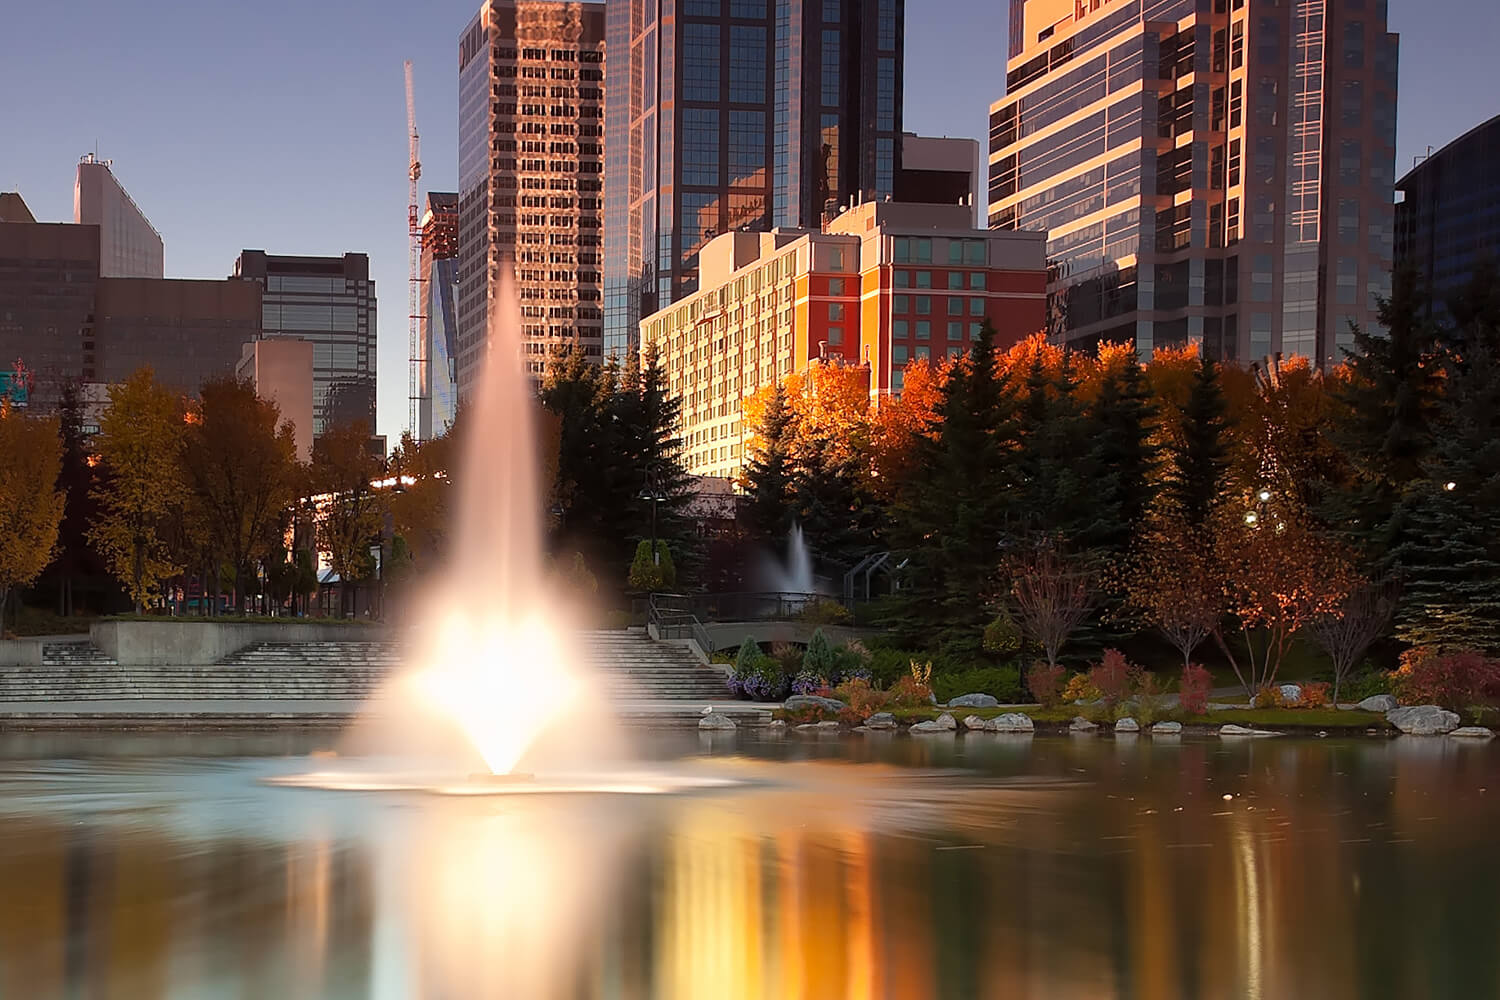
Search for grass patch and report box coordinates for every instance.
[892,704,1387,729]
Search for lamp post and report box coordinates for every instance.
[640,470,669,567]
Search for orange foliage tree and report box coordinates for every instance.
[1118,515,1225,669]
[869,358,946,498]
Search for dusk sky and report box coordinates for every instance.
[2,0,1493,443]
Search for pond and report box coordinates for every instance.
[0,728,1495,998]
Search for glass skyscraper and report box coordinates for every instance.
[603,0,904,359]
[988,0,1397,366]
[233,251,377,437]
[419,192,460,440]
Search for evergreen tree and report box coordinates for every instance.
[1010,351,1096,546]
[1086,349,1158,558]
[1398,280,1500,652]
[888,321,1015,652]
[791,427,880,571]
[1165,353,1232,530]
[1324,267,1444,577]
[741,381,799,546]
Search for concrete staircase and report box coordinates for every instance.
[0,630,729,704]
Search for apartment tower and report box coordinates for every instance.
[603,0,905,358]
[420,191,461,439]
[458,0,606,399]
[74,154,164,279]
[988,0,1397,365]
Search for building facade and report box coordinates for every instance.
[988,0,1398,366]
[603,0,905,359]
[458,0,606,398]
[92,277,261,392]
[237,338,316,461]
[74,155,164,279]
[1396,113,1500,321]
[641,201,1046,479]
[895,133,984,225]
[0,205,100,408]
[233,251,376,437]
[419,192,461,439]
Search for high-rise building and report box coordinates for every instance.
[1396,113,1500,322]
[237,338,316,461]
[420,192,461,440]
[232,251,376,437]
[641,201,1046,479]
[74,154,164,279]
[603,0,905,359]
[988,0,1398,366]
[457,0,606,399]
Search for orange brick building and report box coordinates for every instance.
[641,201,1046,478]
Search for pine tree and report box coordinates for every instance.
[1086,349,1158,559]
[790,427,880,570]
[1010,352,1096,546]
[1324,267,1444,578]
[741,381,799,546]
[1165,353,1232,530]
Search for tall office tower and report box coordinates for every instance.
[988,0,1398,366]
[420,192,461,440]
[74,154,164,279]
[603,0,904,358]
[457,0,606,400]
[233,251,377,437]
[1396,113,1500,324]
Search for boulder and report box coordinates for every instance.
[699,712,737,731]
[1115,717,1140,733]
[910,712,957,734]
[1070,716,1099,732]
[948,693,1000,709]
[1151,721,1183,735]
[1357,694,1399,712]
[1206,702,1243,712]
[991,713,1035,733]
[1386,705,1460,736]
[1449,726,1495,739]
[795,720,842,733]
[1220,724,1279,737]
[767,719,787,730]
[961,715,991,731]
[783,694,846,713]
[1278,683,1303,704]
[864,712,898,730]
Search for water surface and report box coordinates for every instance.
[0,729,1495,999]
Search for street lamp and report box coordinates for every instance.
[640,471,669,566]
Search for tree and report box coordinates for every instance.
[41,379,106,617]
[180,376,301,613]
[1120,515,1224,669]
[1084,343,1158,558]
[89,368,185,612]
[1312,580,1399,703]
[1006,539,1095,671]
[627,539,676,592]
[1162,353,1231,530]
[740,381,799,545]
[869,357,946,500]
[388,427,458,570]
[1324,267,1444,577]
[0,402,65,634]
[311,421,385,618]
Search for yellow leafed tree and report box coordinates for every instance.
[0,402,66,634]
[89,368,185,612]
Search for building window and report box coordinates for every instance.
[682,109,720,186]
[683,24,721,102]
[828,277,846,295]
[729,26,767,103]
[947,272,964,290]
[915,345,930,360]
[828,303,845,320]
[892,344,908,363]
[877,0,897,49]
[915,295,931,314]
[970,321,983,338]
[876,137,895,196]
[948,321,963,340]
[893,237,932,263]
[915,320,930,339]
[894,270,909,288]
[684,0,719,13]
[827,326,843,345]
[821,31,840,106]
[876,58,896,131]
[1343,21,1365,68]
[1341,80,1363,126]
[947,297,963,316]
[728,110,765,185]
[729,0,765,15]
[970,297,985,316]
[915,271,932,288]
[892,369,904,392]
[893,319,908,337]
[893,294,908,312]
[969,271,986,289]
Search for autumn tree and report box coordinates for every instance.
[387,425,459,570]
[180,376,301,613]
[0,402,65,634]
[869,357,945,499]
[89,368,185,612]
[1006,538,1096,671]
[1119,516,1225,668]
[1312,580,1399,702]
[740,381,799,546]
[311,421,385,617]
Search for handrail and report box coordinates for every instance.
[647,593,715,655]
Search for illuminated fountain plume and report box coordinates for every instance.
[404,259,586,775]
[761,523,815,594]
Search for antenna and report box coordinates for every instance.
[405,60,425,441]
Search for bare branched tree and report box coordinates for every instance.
[1007,539,1096,671]
[1311,579,1399,703]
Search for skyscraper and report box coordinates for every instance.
[74,154,164,279]
[603,0,904,358]
[420,191,461,440]
[457,0,606,400]
[233,251,377,438]
[988,0,1398,366]
[1396,113,1500,322]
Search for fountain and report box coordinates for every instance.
[759,523,816,595]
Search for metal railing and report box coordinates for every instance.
[650,591,832,624]
[647,593,716,655]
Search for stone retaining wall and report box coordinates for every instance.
[92,621,393,666]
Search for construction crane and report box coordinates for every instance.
[405,60,424,441]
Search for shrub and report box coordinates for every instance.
[734,637,761,677]
[834,677,890,719]
[982,611,1023,657]
[931,666,1022,704]
[770,641,804,674]
[1026,662,1066,707]
[804,628,836,678]
[1063,672,1102,703]
[1089,649,1139,707]
[627,540,675,591]
[790,669,826,695]
[799,598,853,625]
[1348,665,1393,701]
[1298,681,1331,709]
[1133,672,1169,726]
[1392,647,1500,709]
[1179,663,1212,716]
[1251,685,1288,709]
[741,656,789,701]
[831,640,872,684]
[887,673,934,709]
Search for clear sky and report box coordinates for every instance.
[2,0,1494,444]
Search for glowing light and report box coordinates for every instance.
[1444,481,1457,492]
[1257,490,1271,502]
[1244,513,1258,525]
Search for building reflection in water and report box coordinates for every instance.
[0,742,1498,997]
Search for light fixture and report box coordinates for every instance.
[1444,481,1457,492]
[1258,489,1271,502]
[1245,512,1258,525]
